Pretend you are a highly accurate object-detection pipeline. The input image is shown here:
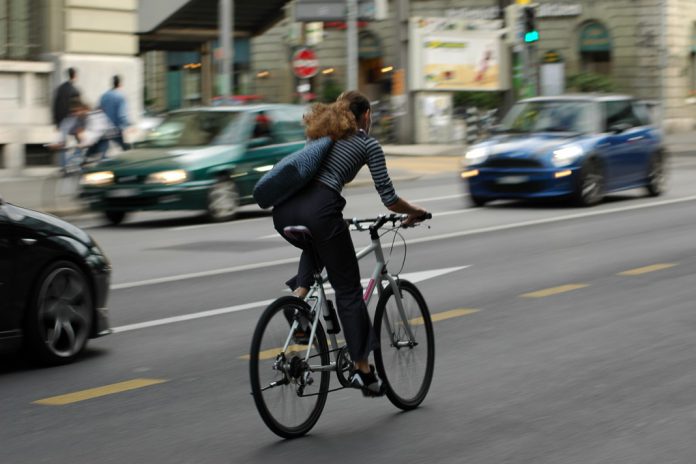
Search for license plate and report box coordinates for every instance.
[496,176,529,184]
[106,188,139,198]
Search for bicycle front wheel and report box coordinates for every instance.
[249,296,330,439]
[374,279,435,410]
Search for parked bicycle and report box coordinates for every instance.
[249,213,434,439]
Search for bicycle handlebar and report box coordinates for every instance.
[346,212,432,231]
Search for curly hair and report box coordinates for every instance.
[304,91,371,141]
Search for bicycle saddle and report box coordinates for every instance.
[283,225,312,243]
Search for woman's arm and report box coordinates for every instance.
[386,197,428,226]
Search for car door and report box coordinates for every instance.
[0,200,17,334]
[601,100,638,189]
[630,100,661,181]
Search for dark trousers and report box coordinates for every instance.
[273,182,377,362]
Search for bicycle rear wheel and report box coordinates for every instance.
[249,296,330,439]
[374,279,435,410]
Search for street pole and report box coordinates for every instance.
[393,0,411,143]
[346,0,358,90]
[659,0,667,128]
[219,0,233,98]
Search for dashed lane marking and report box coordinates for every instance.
[33,378,168,406]
[618,263,678,276]
[521,284,589,298]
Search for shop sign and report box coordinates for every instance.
[359,31,382,59]
[580,22,611,52]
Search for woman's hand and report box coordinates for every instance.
[402,208,429,227]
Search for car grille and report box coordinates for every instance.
[115,174,147,184]
[485,181,545,194]
[484,158,543,168]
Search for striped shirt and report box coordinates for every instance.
[315,131,399,206]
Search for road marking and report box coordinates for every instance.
[413,193,466,202]
[412,308,479,325]
[111,258,299,290]
[33,378,168,406]
[618,263,677,276]
[521,284,588,298]
[406,194,696,246]
[240,308,478,360]
[171,216,268,232]
[112,266,469,333]
[110,194,696,290]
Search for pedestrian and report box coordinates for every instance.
[272,90,428,397]
[99,75,131,150]
[52,67,80,129]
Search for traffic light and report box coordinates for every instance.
[523,6,539,43]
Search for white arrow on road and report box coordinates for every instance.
[111,266,469,334]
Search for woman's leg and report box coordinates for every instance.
[315,227,376,370]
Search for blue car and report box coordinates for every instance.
[460,95,665,207]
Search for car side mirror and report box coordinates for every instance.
[248,136,272,148]
[609,123,632,134]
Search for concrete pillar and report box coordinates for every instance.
[3,143,25,174]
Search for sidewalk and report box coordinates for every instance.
[2,132,694,219]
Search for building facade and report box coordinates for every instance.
[0,0,142,172]
[251,0,696,135]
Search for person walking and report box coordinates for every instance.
[52,67,80,129]
[272,90,428,397]
[99,75,130,150]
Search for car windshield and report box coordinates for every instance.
[137,111,244,148]
[499,100,597,134]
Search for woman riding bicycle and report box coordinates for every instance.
[273,90,427,397]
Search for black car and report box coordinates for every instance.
[0,195,111,364]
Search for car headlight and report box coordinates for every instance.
[80,171,114,186]
[146,169,188,185]
[464,146,489,166]
[552,145,584,167]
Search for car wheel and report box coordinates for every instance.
[573,159,604,207]
[207,178,239,222]
[646,153,666,197]
[104,210,127,225]
[469,194,487,207]
[25,260,94,365]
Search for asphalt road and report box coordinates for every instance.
[2,156,696,464]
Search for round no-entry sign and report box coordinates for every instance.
[292,48,319,79]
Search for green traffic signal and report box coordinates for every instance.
[524,30,539,43]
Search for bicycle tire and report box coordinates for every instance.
[374,279,435,410]
[249,296,330,439]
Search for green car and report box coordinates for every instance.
[79,105,307,225]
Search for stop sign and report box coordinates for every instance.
[292,48,320,79]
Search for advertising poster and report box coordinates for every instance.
[409,17,509,92]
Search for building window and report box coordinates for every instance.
[0,0,40,60]
[579,21,612,75]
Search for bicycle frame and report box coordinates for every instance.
[281,219,416,377]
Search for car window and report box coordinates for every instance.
[632,101,653,126]
[138,111,242,148]
[268,106,307,143]
[499,100,597,133]
[604,100,641,130]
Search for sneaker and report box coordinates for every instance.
[350,365,385,397]
[284,307,310,345]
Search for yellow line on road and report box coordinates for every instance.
[33,378,168,406]
[521,284,589,298]
[618,263,677,276]
[411,308,479,325]
[241,308,479,360]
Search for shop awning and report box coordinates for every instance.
[139,0,291,52]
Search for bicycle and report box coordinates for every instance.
[249,213,435,439]
[41,145,87,213]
